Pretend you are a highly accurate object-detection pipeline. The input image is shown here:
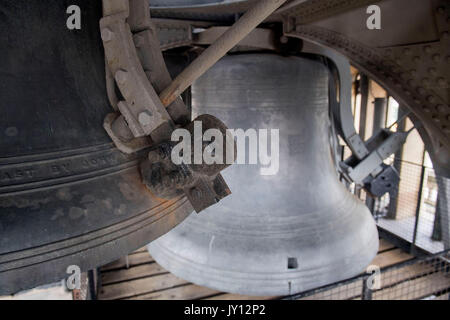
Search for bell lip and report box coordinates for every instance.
[0,196,193,296]
[148,213,379,296]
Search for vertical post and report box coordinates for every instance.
[355,74,369,199]
[372,97,387,133]
[411,164,426,255]
[361,276,373,300]
[435,175,450,250]
[386,107,406,219]
[431,195,442,241]
[88,269,98,300]
[365,97,387,214]
[358,74,369,142]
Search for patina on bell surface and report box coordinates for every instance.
[148,53,379,296]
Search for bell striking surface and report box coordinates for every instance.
[148,53,379,296]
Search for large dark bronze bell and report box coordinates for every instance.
[0,0,192,294]
[149,53,379,296]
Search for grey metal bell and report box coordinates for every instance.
[148,53,379,296]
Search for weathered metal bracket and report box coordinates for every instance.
[140,114,236,213]
[342,129,410,185]
[100,8,173,141]
[302,41,369,160]
[302,41,409,193]
[100,0,236,213]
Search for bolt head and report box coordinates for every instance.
[101,28,114,42]
[191,187,202,199]
[115,70,128,85]
[138,111,153,127]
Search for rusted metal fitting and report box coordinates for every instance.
[140,115,237,213]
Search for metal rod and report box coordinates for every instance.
[361,276,373,300]
[159,0,287,107]
[411,163,426,255]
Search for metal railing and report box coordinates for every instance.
[283,250,450,300]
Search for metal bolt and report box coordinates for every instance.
[115,70,128,85]
[138,111,153,127]
[191,187,203,199]
[101,28,114,42]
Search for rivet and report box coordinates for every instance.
[428,67,437,75]
[101,28,114,42]
[432,54,441,62]
[426,95,436,103]
[191,187,203,199]
[410,69,417,77]
[403,48,411,55]
[442,32,449,39]
[422,78,430,86]
[138,111,153,126]
[423,106,431,113]
[413,56,420,63]
[115,70,128,85]
[437,7,445,15]
[424,45,432,54]
[432,115,440,123]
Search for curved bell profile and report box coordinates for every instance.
[0,0,192,294]
[149,53,379,296]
